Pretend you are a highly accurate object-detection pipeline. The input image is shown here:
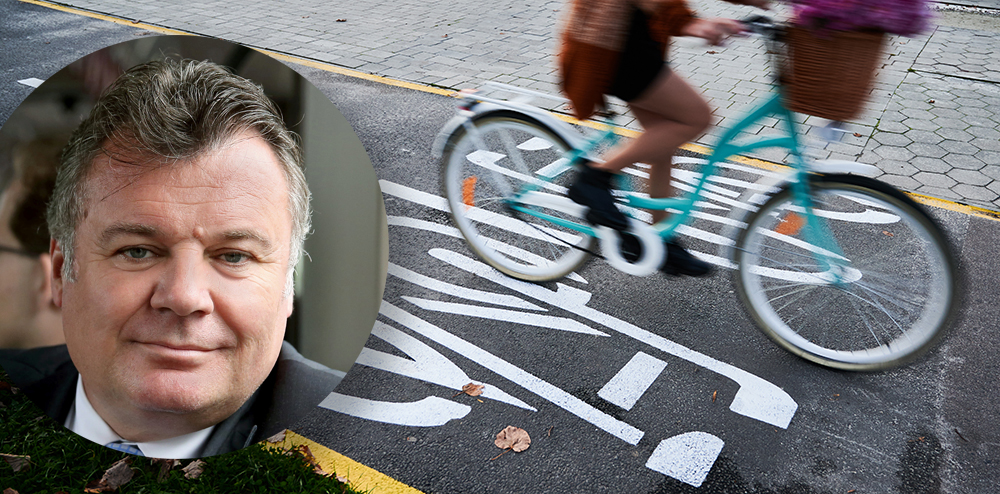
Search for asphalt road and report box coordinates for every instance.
[3,2,1000,492]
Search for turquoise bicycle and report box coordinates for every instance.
[434,18,959,370]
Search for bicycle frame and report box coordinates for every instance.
[440,82,880,282]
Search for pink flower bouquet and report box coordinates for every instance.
[790,0,933,37]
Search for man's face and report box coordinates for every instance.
[52,132,294,432]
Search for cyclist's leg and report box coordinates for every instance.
[597,70,711,224]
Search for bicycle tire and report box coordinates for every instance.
[440,111,593,281]
[735,174,958,370]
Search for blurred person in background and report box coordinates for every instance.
[0,139,63,348]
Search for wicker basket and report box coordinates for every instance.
[783,27,886,121]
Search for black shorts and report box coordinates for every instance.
[608,7,668,102]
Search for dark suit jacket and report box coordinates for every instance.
[0,341,342,456]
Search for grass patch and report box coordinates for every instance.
[0,369,362,494]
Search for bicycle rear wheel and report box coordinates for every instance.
[735,174,958,370]
[441,111,593,281]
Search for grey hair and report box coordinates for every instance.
[47,58,311,296]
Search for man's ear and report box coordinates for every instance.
[50,239,65,308]
[281,293,294,320]
[36,252,57,310]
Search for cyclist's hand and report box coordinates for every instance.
[680,18,744,46]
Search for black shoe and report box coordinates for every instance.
[567,162,630,231]
[661,240,712,277]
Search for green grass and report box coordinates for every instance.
[0,369,362,494]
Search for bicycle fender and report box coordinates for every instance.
[810,160,880,177]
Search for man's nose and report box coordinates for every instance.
[150,250,215,316]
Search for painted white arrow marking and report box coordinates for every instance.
[598,352,667,411]
[389,262,544,311]
[429,248,798,429]
[646,432,725,488]
[356,322,535,410]
[402,297,609,337]
[381,301,645,445]
[318,394,470,427]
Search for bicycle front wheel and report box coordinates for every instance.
[441,111,593,281]
[736,174,958,370]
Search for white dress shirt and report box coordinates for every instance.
[64,376,215,459]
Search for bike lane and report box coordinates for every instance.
[4,2,1000,491]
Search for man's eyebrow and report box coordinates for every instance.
[99,223,160,244]
[222,229,273,250]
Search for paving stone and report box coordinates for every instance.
[876,121,909,134]
[941,140,982,155]
[944,153,987,170]
[878,174,921,191]
[952,183,999,202]
[966,126,1000,140]
[949,168,993,186]
[872,132,912,147]
[901,118,941,132]
[911,156,953,174]
[970,137,1000,152]
[872,145,915,161]
[878,160,919,177]
[908,142,950,159]
[904,129,945,145]
[977,150,1000,165]
[916,185,963,201]
[913,171,957,188]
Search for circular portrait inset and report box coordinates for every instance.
[0,35,387,459]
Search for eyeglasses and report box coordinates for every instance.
[0,244,38,259]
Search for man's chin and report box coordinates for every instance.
[127,370,242,417]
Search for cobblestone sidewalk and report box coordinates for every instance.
[42,0,1000,210]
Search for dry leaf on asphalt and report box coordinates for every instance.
[454,383,485,398]
[494,426,531,453]
[0,454,30,473]
[84,458,134,493]
[181,459,206,480]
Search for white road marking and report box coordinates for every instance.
[389,262,544,311]
[429,248,798,429]
[318,394,471,427]
[598,352,667,411]
[646,432,725,488]
[356,322,534,410]
[402,296,608,337]
[381,301,646,445]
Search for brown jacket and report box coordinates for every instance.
[559,0,748,119]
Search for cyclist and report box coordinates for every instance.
[560,0,771,276]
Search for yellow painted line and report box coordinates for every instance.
[270,430,425,494]
[19,0,189,36]
[22,0,1000,222]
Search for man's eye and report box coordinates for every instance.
[221,252,249,264]
[123,247,152,259]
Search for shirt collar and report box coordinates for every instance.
[65,375,216,459]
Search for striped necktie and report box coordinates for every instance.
[105,440,144,456]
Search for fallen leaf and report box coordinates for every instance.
[151,459,180,483]
[181,459,205,480]
[0,454,30,472]
[494,426,531,453]
[707,50,718,54]
[882,231,894,237]
[266,430,287,443]
[928,100,935,104]
[336,18,346,22]
[712,390,717,403]
[853,132,863,137]
[774,212,804,236]
[463,383,484,396]
[84,458,133,492]
[337,475,349,483]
